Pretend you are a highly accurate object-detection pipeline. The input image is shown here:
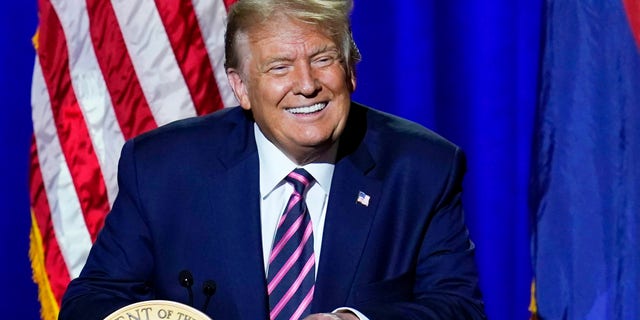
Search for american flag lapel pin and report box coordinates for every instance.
[356,191,370,207]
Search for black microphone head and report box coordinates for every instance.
[203,280,217,297]
[178,270,194,288]
[201,279,217,313]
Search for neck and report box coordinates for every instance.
[286,141,339,166]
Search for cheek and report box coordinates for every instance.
[318,65,349,88]
[256,80,292,106]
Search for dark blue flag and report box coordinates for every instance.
[531,1,640,319]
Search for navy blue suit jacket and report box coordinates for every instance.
[60,102,485,319]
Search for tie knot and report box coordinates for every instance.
[285,168,314,195]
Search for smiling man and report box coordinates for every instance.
[59,1,486,319]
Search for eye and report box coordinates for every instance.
[268,64,290,75]
[313,54,337,67]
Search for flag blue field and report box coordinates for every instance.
[531,1,640,319]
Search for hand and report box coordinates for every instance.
[303,312,359,320]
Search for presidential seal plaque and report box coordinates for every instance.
[104,300,212,320]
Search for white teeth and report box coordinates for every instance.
[287,103,326,114]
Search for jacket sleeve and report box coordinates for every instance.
[59,140,156,320]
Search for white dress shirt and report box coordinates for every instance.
[254,124,335,275]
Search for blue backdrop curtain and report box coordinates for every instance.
[0,1,538,319]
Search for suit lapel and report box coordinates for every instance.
[204,111,269,319]
[313,104,382,312]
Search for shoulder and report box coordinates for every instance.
[134,107,250,145]
[124,107,252,154]
[353,102,463,166]
[117,107,255,170]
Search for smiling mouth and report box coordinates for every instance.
[286,102,327,115]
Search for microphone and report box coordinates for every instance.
[178,270,194,307]
[202,280,217,313]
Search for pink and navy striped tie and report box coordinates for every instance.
[267,168,316,320]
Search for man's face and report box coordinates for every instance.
[227,15,355,165]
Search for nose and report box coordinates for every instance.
[293,64,321,96]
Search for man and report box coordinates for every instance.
[60,0,485,319]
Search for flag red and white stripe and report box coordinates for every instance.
[29,1,236,319]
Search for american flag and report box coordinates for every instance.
[29,1,236,319]
[356,191,370,207]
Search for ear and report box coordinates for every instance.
[226,68,251,110]
[349,71,357,92]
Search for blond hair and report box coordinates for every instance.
[224,0,361,78]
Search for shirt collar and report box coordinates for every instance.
[254,123,335,198]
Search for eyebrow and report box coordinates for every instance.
[264,44,339,64]
[310,44,339,57]
[263,56,294,66]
